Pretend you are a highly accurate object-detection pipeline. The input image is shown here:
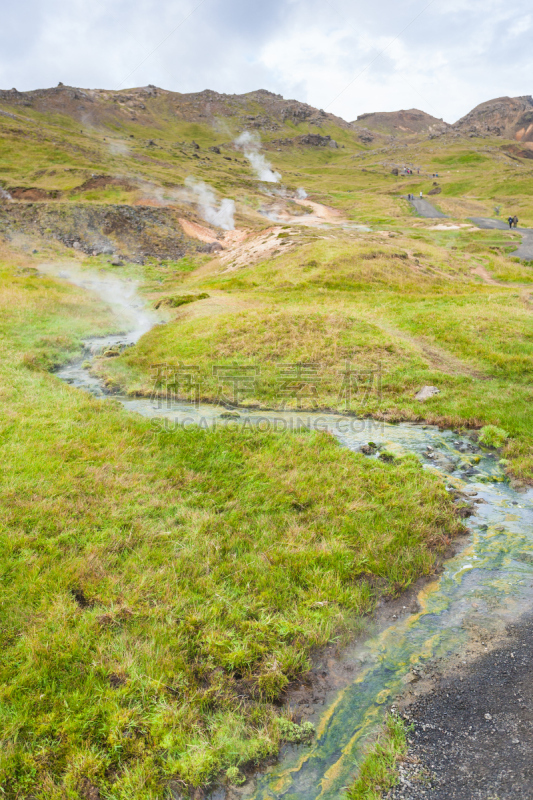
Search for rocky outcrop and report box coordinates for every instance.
[352,108,449,137]
[268,134,339,148]
[0,202,203,262]
[453,96,533,141]
[296,134,338,147]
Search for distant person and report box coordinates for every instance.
[420,191,423,199]
[508,216,514,229]
[513,215,519,228]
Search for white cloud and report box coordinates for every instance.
[0,0,532,122]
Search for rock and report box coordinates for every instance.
[415,386,440,402]
[72,241,81,250]
[431,452,457,473]
[111,259,124,266]
[428,186,442,195]
[208,146,221,154]
[360,443,378,455]
[196,241,223,254]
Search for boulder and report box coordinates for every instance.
[415,386,440,402]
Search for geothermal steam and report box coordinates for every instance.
[185,177,235,230]
[36,263,157,341]
[0,187,12,201]
[296,188,308,199]
[235,132,281,183]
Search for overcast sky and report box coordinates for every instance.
[1,0,532,123]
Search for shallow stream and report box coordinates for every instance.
[50,265,533,800]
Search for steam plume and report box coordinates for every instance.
[0,187,12,201]
[36,262,157,341]
[235,132,281,183]
[185,178,235,230]
[296,188,307,199]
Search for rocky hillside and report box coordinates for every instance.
[453,95,533,142]
[0,84,354,135]
[352,108,449,137]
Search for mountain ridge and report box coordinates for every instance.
[3,84,532,145]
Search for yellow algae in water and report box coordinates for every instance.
[319,704,385,795]
[313,672,368,738]
[375,688,391,705]
[270,773,295,794]
[419,631,455,662]
[451,563,475,581]
[417,579,441,607]
[381,441,408,458]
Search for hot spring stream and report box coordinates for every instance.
[49,265,533,799]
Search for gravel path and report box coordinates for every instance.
[387,616,533,799]
[469,217,533,260]
[407,197,448,219]
[469,217,509,230]
[514,233,533,260]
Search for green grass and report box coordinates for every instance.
[345,714,412,799]
[0,247,463,798]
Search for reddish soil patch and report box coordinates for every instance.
[73,175,136,192]
[9,187,61,200]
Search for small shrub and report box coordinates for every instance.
[154,292,209,309]
[278,718,315,744]
[226,766,246,786]
[479,425,508,448]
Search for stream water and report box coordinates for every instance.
[50,265,533,800]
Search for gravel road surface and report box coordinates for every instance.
[387,615,533,799]
[407,197,448,219]
[469,217,533,260]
